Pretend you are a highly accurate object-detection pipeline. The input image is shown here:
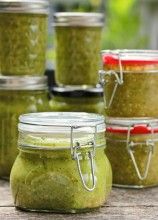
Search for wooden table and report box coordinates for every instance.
[1,179,158,220]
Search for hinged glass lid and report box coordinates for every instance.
[102,50,158,67]
[19,112,105,133]
[106,117,158,134]
[0,0,49,14]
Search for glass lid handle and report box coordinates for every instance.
[70,126,97,192]
[75,148,96,192]
[99,69,123,108]
[126,124,155,180]
[127,141,154,180]
[99,52,124,108]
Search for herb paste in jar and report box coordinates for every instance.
[54,13,104,87]
[0,76,50,179]
[0,13,47,75]
[101,50,158,117]
[10,112,112,213]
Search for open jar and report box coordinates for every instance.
[99,50,158,117]
[0,0,48,75]
[54,12,104,87]
[49,86,104,114]
[10,112,112,213]
[0,76,50,179]
[105,117,158,188]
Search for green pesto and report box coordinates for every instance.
[106,132,158,188]
[49,96,105,114]
[0,13,47,75]
[55,26,102,86]
[103,71,158,117]
[0,90,50,179]
[10,133,112,213]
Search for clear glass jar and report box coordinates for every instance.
[54,12,104,87]
[0,0,48,75]
[0,76,50,179]
[10,112,112,213]
[99,50,158,117]
[49,87,105,114]
[105,117,158,188]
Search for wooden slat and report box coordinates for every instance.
[1,180,158,219]
[0,207,158,220]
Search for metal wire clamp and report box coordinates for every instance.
[99,52,124,108]
[126,124,155,180]
[70,125,98,192]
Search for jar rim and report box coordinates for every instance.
[19,112,105,133]
[0,0,49,14]
[106,117,158,134]
[0,76,48,90]
[51,86,103,98]
[53,12,104,27]
[101,49,158,66]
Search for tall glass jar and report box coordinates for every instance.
[0,76,50,179]
[105,117,158,188]
[54,12,104,87]
[99,50,158,117]
[10,112,112,213]
[49,86,104,114]
[0,0,48,75]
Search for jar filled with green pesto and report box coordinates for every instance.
[10,112,112,213]
[105,117,158,188]
[54,12,104,87]
[49,87,104,114]
[0,0,48,75]
[0,76,50,180]
[99,50,158,117]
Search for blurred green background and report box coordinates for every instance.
[47,0,157,69]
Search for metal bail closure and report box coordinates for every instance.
[70,126,96,192]
[99,52,124,108]
[126,125,155,180]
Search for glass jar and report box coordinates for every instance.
[105,117,158,188]
[10,112,112,213]
[0,76,50,179]
[99,50,158,117]
[54,12,104,87]
[49,86,105,114]
[0,0,48,75]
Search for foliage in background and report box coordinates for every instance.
[102,0,148,49]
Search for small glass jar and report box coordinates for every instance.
[0,76,50,179]
[49,87,105,114]
[10,112,112,213]
[99,50,158,117]
[105,117,158,188]
[54,12,104,87]
[0,0,48,75]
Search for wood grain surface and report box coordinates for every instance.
[1,180,158,220]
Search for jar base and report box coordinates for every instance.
[113,183,158,189]
[15,206,100,214]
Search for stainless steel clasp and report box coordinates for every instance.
[126,124,155,180]
[70,125,98,192]
[99,52,124,108]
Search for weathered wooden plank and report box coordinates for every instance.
[0,180,13,207]
[0,206,158,220]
